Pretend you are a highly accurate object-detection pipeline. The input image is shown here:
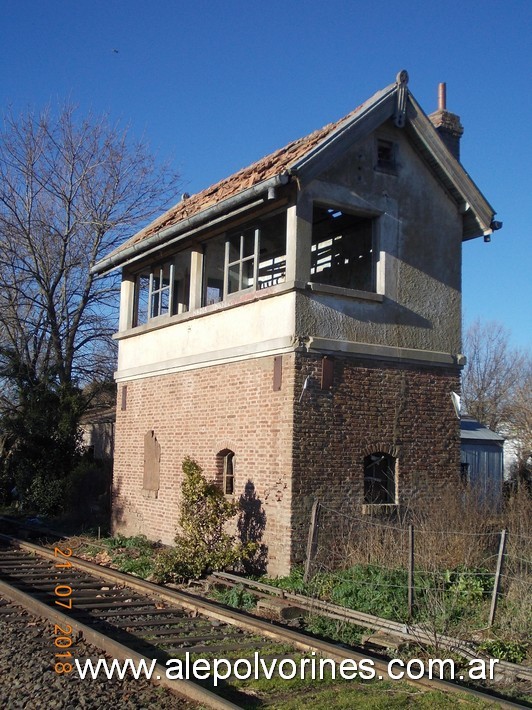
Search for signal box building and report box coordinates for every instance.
[93,72,498,576]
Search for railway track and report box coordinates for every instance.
[0,533,528,709]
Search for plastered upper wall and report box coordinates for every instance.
[116,290,297,380]
[295,122,463,355]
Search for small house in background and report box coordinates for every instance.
[79,385,116,464]
[460,416,504,500]
[80,406,115,464]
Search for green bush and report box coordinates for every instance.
[152,457,257,583]
[478,639,528,664]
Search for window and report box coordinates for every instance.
[202,212,287,305]
[134,251,190,325]
[311,206,375,292]
[460,462,470,485]
[216,449,235,496]
[364,453,396,504]
[226,227,259,295]
[223,451,235,495]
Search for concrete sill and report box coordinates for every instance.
[306,282,384,303]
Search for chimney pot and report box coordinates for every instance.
[438,82,447,111]
[429,82,464,161]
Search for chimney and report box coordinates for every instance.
[428,82,464,161]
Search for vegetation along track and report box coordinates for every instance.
[0,533,528,710]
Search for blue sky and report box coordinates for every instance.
[1,0,530,348]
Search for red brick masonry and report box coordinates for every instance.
[112,352,460,576]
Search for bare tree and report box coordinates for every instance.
[0,104,179,398]
[0,104,180,509]
[462,320,531,486]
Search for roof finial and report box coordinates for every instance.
[396,69,409,86]
[394,70,409,128]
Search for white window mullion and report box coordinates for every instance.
[253,228,260,289]
[223,238,230,298]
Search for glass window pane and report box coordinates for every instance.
[228,234,240,263]
[241,257,255,289]
[136,274,150,324]
[242,229,255,258]
[228,263,240,294]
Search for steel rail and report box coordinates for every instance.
[0,576,241,710]
[0,534,528,710]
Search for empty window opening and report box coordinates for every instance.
[257,211,287,290]
[311,206,375,292]
[203,237,225,305]
[364,452,396,504]
[460,462,470,485]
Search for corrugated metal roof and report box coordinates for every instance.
[460,416,504,442]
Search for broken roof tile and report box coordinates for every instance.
[106,105,363,261]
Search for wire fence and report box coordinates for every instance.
[303,492,532,636]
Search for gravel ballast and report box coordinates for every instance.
[0,597,195,709]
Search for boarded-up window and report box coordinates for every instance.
[143,430,160,499]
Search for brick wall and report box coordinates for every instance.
[113,350,461,577]
[290,353,462,565]
[113,354,296,576]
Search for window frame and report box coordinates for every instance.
[223,450,235,496]
[133,254,191,326]
[224,227,260,298]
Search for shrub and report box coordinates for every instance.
[153,457,257,582]
[210,584,257,611]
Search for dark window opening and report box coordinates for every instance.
[311,206,375,292]
[364,452,396,504]
[460,462,470,485]
[376,138,397,172]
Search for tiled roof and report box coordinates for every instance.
[110,104,363,260]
